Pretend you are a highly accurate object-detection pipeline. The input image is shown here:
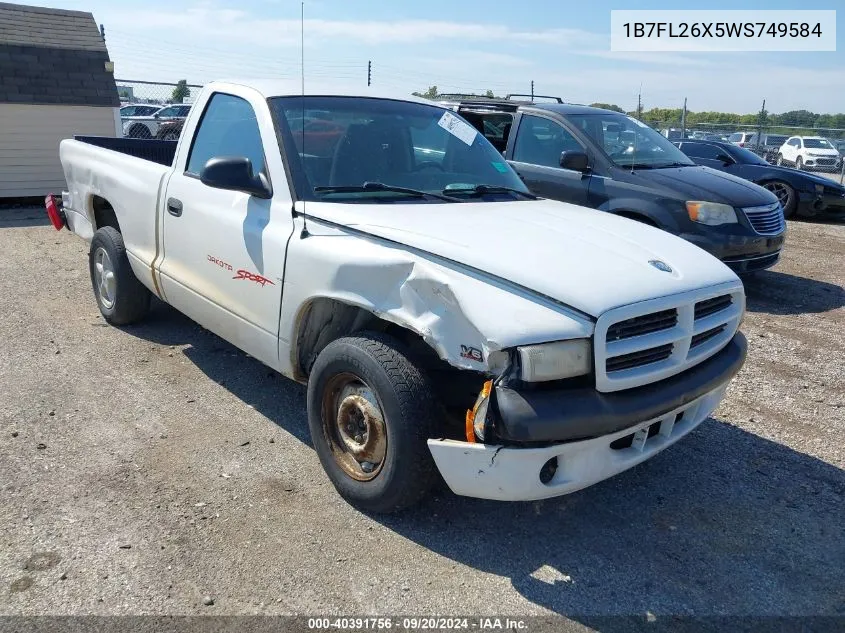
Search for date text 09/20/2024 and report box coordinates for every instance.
[307,617,528,630]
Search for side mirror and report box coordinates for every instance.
[716,153,735,165]
[200,157,272,199]
[559,150,590,172]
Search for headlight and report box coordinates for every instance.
[517,339,592,382]
[686,201,738,225]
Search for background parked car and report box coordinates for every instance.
[676,139,845,218]
[119,104,162,121]
[833,139,845,158]
[745,133,789,163]
[155,119,184,141]
[776,136,842,172]
[123,104,191,139]
[446,99,785,274]
[728,131,755,148]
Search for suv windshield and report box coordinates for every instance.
[804,138,833,149]
[270,96,530,203]
[567,113,695,169]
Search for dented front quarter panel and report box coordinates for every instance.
[277,215,593,379]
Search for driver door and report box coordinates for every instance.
[507,114,591,205]
[157,91,293,369]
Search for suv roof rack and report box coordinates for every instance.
[505,93,563,103]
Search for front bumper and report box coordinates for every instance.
[428,383,728,501]
[426,333,746,502]
[797,189,845,216]
[680,229,784,273]
[492,332,746,444]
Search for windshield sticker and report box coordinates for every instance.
[491,161,509,173]
[438,111,477,146]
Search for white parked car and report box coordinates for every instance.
[119,103,162,121]
[48,81,748,512]
[122,104,192,139]
[776,136,842,172]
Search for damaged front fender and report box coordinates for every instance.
[278,218,593,379]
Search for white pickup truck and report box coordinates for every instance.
[50,80,747,512]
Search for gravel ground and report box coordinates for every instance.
[0,206,843,625]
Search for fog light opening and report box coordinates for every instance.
[539,457,558,485]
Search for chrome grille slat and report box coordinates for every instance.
[741,202,785,236]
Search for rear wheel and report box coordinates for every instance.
[89,227,151,325]
[127,124,152,139]
[306,333,441,513]
[760,180,797,218]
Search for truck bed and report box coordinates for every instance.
[74,136,176,167]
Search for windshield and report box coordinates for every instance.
[804,138,833,149]
[270,96,530,203]
[731,146,769,165]
[567,113,695,168]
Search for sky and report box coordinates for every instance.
[16,0,845,114]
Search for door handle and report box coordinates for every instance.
[167,198,183,217]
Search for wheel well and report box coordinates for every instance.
[614,210,658,227]
[92,196,120,232]
[294,297,485,434]
[294,298,438,380]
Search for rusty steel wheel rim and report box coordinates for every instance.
[320,372,387,482]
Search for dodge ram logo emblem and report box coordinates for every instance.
[649,260,673,273]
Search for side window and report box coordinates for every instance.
[796,138,804,148]
[186,93,266,177]
[683,143,723,160]
[513,114,582,168]
[729,133,742,142]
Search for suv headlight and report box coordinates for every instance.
[686,201,738,225]
[517,339,592,382]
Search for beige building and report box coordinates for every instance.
[0,2,120,198]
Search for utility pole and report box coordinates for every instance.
[636,87,642,120]
[757,98,766,154]
[367,60,371,87]
[530,80,534,101]
[681,97,687,138]
[99,23,105,40]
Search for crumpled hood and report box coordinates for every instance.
[303,198,740,317]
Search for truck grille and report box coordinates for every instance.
[607,309,677,341]
[594,285,745,393]
[741,203,784,236]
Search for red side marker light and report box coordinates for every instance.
[45,194,66,231]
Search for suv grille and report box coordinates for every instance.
[742,202,785,236]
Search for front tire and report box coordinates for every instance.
[306,333,441,513]
[761,180,797,218]
[776,153,784,166]
[89,227,151,325]
[795,156,803,171]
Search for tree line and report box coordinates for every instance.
[411,87,844,131]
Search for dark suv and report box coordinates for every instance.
[441,98,786,274]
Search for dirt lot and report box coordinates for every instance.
[0,206,843,626]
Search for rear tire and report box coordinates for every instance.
[127,124,152,139]
[306,332,442,513]
[89,227,151,325]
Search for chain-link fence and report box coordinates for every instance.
[116,79,203,140]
